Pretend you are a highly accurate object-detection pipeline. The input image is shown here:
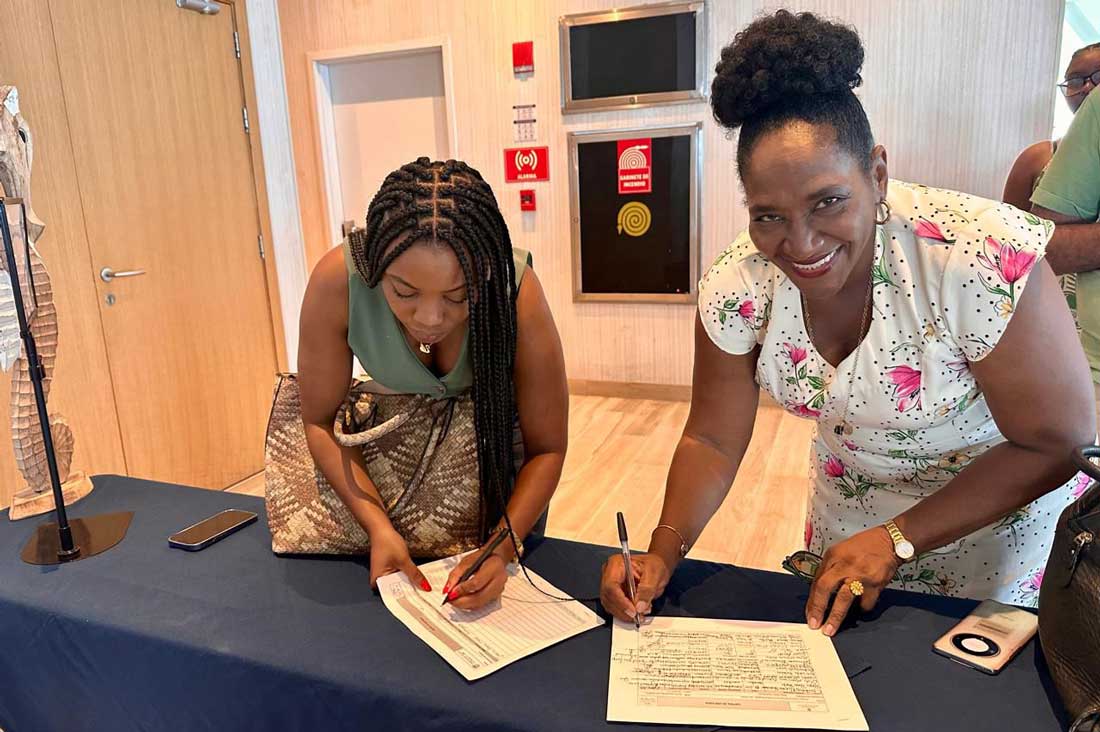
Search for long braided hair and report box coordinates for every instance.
[347,158,518,538]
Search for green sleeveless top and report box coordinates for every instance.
[343,242,531,399]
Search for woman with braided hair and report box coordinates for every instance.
[298,158,567,610]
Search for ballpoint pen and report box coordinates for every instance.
[617,512,640,630]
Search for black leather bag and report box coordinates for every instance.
[1039,446,1100,731]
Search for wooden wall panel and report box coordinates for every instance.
[0,0,128,508]
[276,0,1062,386]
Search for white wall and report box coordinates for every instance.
[272,0,1064,386]
[245,0,307,370]
[328,51,451,225]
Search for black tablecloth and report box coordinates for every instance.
[0,476,1068,731]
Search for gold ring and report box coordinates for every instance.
[848,580,864,597]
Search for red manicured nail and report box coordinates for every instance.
[447,588,460,602]
[420,579,432,592]
[442,583,451,596]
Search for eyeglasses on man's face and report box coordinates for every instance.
[1059,69,1100,97]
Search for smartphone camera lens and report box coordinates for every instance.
[951,632,1000,657]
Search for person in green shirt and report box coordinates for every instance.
[1005,43,1100,212]
[298,158,568,611]
[1033,74,1100,402]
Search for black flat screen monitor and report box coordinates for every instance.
[561,2,705,112]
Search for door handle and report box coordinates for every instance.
[176,0,220,14]
[100,267,146,283]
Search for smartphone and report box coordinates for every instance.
[932,599,1038,675]
[168,509,258,551]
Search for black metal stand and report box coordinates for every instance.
[0,197,131,564]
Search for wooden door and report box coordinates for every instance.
[48,0,278,488]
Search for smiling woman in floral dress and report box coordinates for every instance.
[601,10,1095,635]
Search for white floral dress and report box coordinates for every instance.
[699,180,1089,606]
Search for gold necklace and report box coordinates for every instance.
[801,267,875,437]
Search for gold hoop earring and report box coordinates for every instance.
[875,199,891,226]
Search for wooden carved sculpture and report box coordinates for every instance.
[0,85,92,520]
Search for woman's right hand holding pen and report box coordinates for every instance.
[600,552,673,624]
[441,544,511,611]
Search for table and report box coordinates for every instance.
[0,476,1069,731]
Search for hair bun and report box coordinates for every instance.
[711,10,864,130]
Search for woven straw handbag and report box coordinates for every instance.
[263,373,484,559]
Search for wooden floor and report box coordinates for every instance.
[545,395,814,571]
[227,394,815,572]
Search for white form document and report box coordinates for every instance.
[377,554,602,681]
[608,616,868,730]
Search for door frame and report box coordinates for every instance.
[306,38,460,247]
[221,0,289,370]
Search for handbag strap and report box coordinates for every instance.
[1071,446,1100,516]
[1073,445,1100,479]
[1070,706,1100,732]
[332,391,429,448]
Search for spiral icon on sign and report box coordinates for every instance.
[514,148,539,171]
[617,144,649,170]
[617,201,651,237]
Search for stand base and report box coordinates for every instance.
[20,511,133,565]
[9,472,94,521]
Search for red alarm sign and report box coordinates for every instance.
[504,146,549,183]
[617,138,652,195]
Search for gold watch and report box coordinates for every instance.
[884,519,915,562]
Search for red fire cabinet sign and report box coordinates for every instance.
[617,138,652,195]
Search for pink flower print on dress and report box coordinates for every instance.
[787,402,821,418]
[887,365,922,412]
[947,359,968,374]
[1072,472,1092,500]
[914,217,955,243]
[738,299,755,324]
[977,236,1037,285]
[1019,568,1044,602]
[823,455,845,478]
[784,342,807,366]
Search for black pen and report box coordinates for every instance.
[442,527,510,606]
[617,512,640,629]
